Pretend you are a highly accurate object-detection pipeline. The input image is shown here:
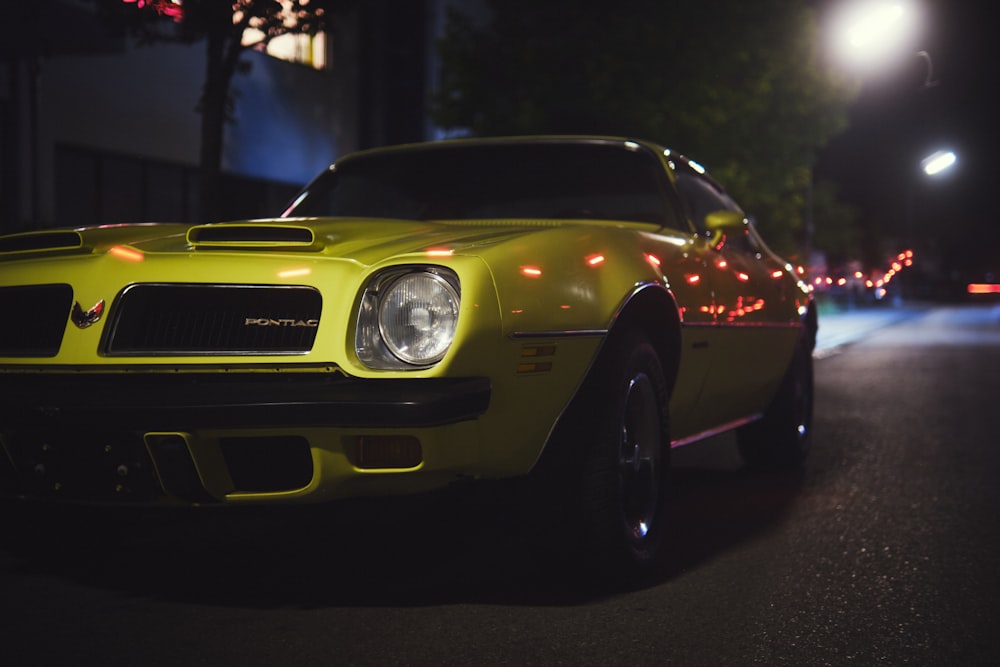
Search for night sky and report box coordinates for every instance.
[813,0,998,278]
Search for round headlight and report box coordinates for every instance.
[378,272,459,365]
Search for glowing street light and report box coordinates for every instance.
[828,1,932,84]
[839,3,909,55]
[920,150,957,176]
[906,149,958,259]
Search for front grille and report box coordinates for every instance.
[0,284,72,357]
[102,284,322,356]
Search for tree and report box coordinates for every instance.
[434,0,858,257]
[89,0,348,222]
[811,179,862,265]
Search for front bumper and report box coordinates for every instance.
[0,372,491,505]
[0,372,491,429]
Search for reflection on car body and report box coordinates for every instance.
[0,136,816,575]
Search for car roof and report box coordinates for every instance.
[335,135,667,162]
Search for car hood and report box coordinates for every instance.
[0,217,661,266]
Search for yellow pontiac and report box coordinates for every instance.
[0,137,816,574]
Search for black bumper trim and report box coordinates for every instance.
[0,373,491,430]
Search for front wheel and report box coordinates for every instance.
[529,331,671,577]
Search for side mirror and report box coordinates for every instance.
[703,210,747,248]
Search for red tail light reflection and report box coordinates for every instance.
[108,246,144,262]
[520,266,543,278]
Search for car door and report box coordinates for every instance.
[673,163,791,429]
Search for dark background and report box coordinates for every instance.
[814,0,998,282]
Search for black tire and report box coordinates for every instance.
[736,336,814,468]
[528,330,671,577]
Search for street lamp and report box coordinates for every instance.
[828,1,935,87]
[921,149,957,176]
[906,149,957,277]
[832,1,915,66]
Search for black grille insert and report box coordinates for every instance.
[0,284,72,357]
[103,284,322,356]
[220,436,313,493]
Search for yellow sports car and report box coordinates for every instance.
[0,136,815,572]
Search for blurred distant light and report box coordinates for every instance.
[968,283,1000,294]
[921,150,957,176]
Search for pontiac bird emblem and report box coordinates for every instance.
[71,299,105,329]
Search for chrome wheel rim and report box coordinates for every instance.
[617,372,662,545]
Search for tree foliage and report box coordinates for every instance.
[88,0,347,221]
[434,0,859,257]
[811,179,862,264]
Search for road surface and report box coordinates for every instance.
[2,303,998,665]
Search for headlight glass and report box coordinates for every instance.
[377,272,459,365]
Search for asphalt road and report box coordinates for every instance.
[2,303,998,666]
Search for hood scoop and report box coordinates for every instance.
[187,223,320,250]
[0,230,84,256]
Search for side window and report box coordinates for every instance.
[672,164,766,255]
[674,170,741,233]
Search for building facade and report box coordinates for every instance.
[0,0,478,232]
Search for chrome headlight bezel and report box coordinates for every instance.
[355,266,461,370]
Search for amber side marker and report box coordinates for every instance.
[517,344,556,373]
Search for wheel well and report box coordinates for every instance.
[531,284,681,474]
[605,285,682,396]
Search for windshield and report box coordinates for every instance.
[282,142,678,226]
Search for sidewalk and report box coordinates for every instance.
[814,302,925,357]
